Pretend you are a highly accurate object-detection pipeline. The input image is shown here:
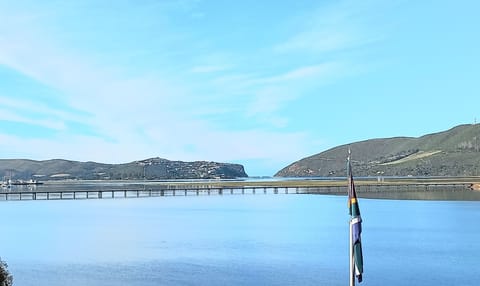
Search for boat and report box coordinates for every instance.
[10,179,44,186]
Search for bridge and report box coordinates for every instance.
[0,180,473,201]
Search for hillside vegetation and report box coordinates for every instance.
[276,124,480,177]
[0,157,247,181]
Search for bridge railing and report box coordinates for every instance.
[0,182,471,201]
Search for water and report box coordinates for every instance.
[1,194,479,285]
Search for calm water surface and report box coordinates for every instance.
[1,194,479,285]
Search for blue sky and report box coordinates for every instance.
[0,0,479,176]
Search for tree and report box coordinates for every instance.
[0,258,13,286]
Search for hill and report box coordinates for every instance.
[276,124,480,177]
[0,157,247,181]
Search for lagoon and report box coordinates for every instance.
[1,194,479,285]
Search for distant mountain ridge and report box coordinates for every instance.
[0,157,247,180]
[276,124,480,177]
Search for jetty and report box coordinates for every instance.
[0,177,477,201]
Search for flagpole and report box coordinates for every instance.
[347,147,364,285]
[348,148,355,286]
[349,220,355,286]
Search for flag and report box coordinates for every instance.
[348,155,364,283]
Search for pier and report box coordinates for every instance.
[0,181,473,201]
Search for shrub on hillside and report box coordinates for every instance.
[0,258,12,286]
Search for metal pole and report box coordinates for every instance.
[349,219,355,286]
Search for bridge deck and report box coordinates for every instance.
[0,182,471,201]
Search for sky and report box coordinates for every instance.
[0,0,479,176]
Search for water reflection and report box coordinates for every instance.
[359,190,480,201]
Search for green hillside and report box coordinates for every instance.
[276,124,480,177]
[0,157,248,181]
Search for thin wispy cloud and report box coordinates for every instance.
[0,96,88,123]
[190,65,231,73]
[275,29,354,54]
[248,62,344,86]
[274,0,383,55]
[0,108,66,131]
